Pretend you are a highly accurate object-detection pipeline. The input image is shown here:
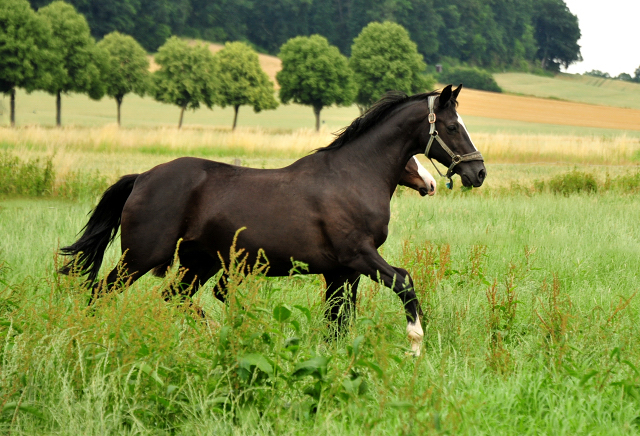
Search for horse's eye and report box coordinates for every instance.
[447,124,458,133]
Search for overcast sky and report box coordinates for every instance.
[562,0,640,77]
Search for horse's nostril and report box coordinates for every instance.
[478,168,486,181]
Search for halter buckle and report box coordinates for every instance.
[428,113,436,123]
[452,155,462,164]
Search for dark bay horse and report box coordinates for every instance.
[60,85,485,355]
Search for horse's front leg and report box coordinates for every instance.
[393,266,424,356]
[344,246,424,355]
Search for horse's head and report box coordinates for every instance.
[422,84,486,188]
[399,156,436,196]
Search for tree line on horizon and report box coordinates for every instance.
[1,0,437,130]
[24,0,583,73]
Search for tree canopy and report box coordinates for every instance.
[27,0,581,71]
[532,0,582,70]
[0,0,52,126]
[37,1,105,126]
[214,42,278,130]
[277,35,355,131]
[151,37,218,128]
[350,22,431,111]
[97,31,150,126]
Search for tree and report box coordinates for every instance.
[349,22,431,112]
[214,42,278,130]
[30,0,189,52]
[38,1,106,126]
[96,32,149,126]
[0,0,51,126]
[532,0,581,70]
[277,35,354,131]
[615,73,632,82]
[584,70,610,79]
[633,66,640,83]
[151,37,217,128]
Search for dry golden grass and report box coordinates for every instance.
[0,125,336,176]
[0,124,334,154]
[473,132,640,165]
[458,88,640,131]
[2,125,639,183]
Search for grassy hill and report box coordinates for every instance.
[494,72,640,110]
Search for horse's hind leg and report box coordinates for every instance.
[88,236,178,306]
[161,251,218,316]
[88,254,154,306]
[323,269,361,336]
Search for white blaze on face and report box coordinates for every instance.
[457,114,477,151]
[406,318,424,356]
[413,156,436,195]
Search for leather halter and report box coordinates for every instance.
[423,95,484,188]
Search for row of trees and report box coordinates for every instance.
[25,0,582,72]
[585,69,640,83]
[2,0,432,130]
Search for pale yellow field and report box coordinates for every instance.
[2,126,639,191]
[457,88,640,132]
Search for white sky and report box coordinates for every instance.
[562,0,640,76]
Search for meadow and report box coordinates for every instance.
[1,87,640,434]
[495,72,640,111]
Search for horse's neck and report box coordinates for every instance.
[329,114,423,191]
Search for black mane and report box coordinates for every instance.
[316,90,442,153]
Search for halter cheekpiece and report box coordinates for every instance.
[424,95,484,189]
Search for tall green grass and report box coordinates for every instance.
[1,190,639,434]
[0,153,108,201]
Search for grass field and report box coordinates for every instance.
[495,72,640,110]
[1,186,640,434]
[1,77,640,433]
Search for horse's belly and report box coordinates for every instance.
[200,208,337,276]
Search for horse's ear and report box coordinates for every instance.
[439,84,453,108]
[452,84,462,100]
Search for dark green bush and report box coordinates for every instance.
[56,170,109,200]
[0,153,108,200]
[439,67,502,92]
[0,153,54,197]
[612,171,640,193]
[549,170,598,196]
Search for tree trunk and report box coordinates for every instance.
[10,88,15,127]
[541,41,549,70]
[56,91,61,127]
[178,105,186,129]
[313,105,322,131]
[232,105,240,130]
[116,96,122,127]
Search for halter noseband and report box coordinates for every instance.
[424,95,484,189]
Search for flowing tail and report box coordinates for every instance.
[59,174,139,283]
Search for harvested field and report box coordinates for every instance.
[458,88,640,131]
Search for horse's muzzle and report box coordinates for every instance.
[459,162,486,188]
